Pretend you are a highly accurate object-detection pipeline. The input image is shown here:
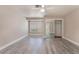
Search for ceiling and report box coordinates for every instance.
[18,5,79,17]
[0,5,79,17]
[45,5,79,17]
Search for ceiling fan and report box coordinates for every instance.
[35,5,45,13]
[34,5,46,17]
[35,5,45,8]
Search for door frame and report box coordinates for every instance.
[54,19,64,38]
[26,17,45,37]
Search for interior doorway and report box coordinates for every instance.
[45,20,63,38]
[27,18,45,37]
[55,20,62,38]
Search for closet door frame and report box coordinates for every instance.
[54,19,64,38]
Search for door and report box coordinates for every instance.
[55,20,62,37]
[46,22,50,36]
[28,19,45,37]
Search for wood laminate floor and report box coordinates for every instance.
[0,36,79,54]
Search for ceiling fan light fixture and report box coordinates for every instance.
[40,8,45,12]
[41,5,45,8]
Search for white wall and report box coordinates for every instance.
[0,6,28,47]
[64,8,79,45]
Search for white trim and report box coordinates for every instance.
[0,35,27,51]
[63,36,79,46]
[54,18,64,36]
[62,19,64,37]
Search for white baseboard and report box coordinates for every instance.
[63,36,79,46]
[0,35,27,51]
